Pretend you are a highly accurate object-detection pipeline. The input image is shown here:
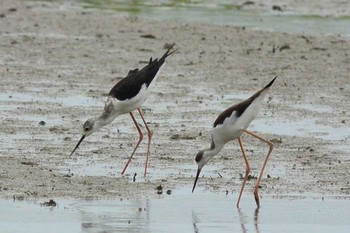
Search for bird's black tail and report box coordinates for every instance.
[264,76,277,89]
[159,43,177,63]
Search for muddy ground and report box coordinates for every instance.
[0,0,349,201]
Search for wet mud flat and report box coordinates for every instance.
[0,0,350,208]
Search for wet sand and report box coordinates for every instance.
[0,0,350,202]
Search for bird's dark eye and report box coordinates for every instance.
[84,127,90,131]
[195,152,203,162]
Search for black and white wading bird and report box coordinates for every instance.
[192,77,277,208]
[69,46,177,177]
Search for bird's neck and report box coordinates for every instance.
[204,140,225,160]
[96,113,118,129]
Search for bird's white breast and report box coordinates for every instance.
[109,84,149,115]
[108,62,165,116]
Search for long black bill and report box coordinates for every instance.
[192,167,202,193]
[69,135,85,157]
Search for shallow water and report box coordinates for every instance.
[2,89,348,155]
[252,117,350,141]
[77,0,350,36]
[2,1,349,232]
[1,190,350,233]
[0,93,101,108]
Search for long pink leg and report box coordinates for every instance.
[242,129,274,208]
[121,112,144,175]
[137,108,153,177]
[236,136,252,208]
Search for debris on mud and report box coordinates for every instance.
[156,185,163,195]
[20,161,38,166]
[40,199,57,207]
[170,134,196,140]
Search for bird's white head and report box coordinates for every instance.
[192,138,225,193]
[192,147,220,193]
[195,150,212,170]
[82,118,98,136]
[69,117,105,157]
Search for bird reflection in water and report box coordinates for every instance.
[192,210,200,233]
[238,207,261,233]
[192,208,261,233]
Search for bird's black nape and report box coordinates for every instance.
[69,135,86,157]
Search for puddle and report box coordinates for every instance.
[13,114,64,125]
[1,191,350,233]
[295,103,333,113]
[63,156,200,179]
[327,143,350,153]
[62,157,121,177]
[0,105,18,111]
[3,32,94,40]
[252,117,350,141]
[0,93,36,102]
[52,95,102,107]
[0,93,101,107]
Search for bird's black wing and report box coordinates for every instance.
[213,77,277,127]
[213,97,255,127]
[108,46,176,101]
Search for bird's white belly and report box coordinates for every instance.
[213,124,243,144]
[111,84,149,115]
[110,64,163,115]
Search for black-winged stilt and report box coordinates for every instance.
[192,77,277,208]
[69,46,177,177]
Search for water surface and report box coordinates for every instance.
[77,0,350,36]
[1,191,350,233]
